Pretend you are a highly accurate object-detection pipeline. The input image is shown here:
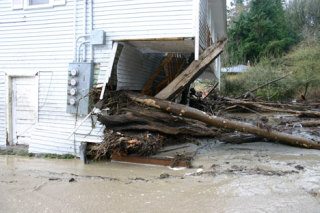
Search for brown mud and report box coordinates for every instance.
[1,141,320,213]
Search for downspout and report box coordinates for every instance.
[82,0,87,62]
[73,0,89,62]
[73,0,77,62]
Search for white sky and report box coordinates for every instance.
[227,0,232,7]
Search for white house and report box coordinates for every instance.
[0,0,227,155]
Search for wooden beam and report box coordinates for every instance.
[112,153,191,168]
[155,39,226,100]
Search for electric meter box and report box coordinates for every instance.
[67,62,94,115]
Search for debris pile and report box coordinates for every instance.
[88,91,220,161]
[88,90,320,162]
[87,41,320,165]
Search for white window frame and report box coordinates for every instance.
[24,0,54,9]
[12,0,66,10]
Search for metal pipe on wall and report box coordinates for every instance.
[78,41,90,62]
[74,35,89,62]
[82,0,87,62]
[73,0,77,62]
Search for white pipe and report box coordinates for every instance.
[67,110,93,139]
[74,34,90,62]
[89,0,94,61]
[73,0,77,62]
[82,0,87,62]
[77,41,90,62]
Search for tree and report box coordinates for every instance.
[286,0,320,40]
[227,0,296,64]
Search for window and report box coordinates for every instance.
[12,0,65,10]
[29,0,50,5]
[25,0,52,8]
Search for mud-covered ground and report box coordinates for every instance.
[1,141,320,213]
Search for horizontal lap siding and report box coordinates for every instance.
[0,72,6,147]
[31,71,104,154]
[93,0,194,40]
[0,0,104,155]
[0,0,198,154]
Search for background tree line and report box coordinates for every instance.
[226,0,320,65]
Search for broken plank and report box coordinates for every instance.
[112,153,191,168]
[155,39,226,100]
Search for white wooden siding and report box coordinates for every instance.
[0,0,212,155]
[92,0,194,40]
[29,71,104,155]
[0,0,104,155]
[0,72,6,147]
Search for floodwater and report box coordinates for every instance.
[1,142,320,213]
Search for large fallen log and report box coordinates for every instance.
[97,107,219,137]
[127,92,320,150]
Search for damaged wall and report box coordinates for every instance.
[117,45,163,91]
[0,0,226,155]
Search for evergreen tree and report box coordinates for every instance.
[227,0,296,64]
[287,0,320,40]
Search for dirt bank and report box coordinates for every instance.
[1,141,320,213]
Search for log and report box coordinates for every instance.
[97,107,219,137]
[294,120,320,127]
[155,39,226,100]
[236,73,290,99]
[127,92,320,150]
[223,98,320,118]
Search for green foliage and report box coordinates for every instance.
[286,0,320,40]
[221,40,320,101]
[227,0,296,64]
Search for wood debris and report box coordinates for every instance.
[87,41,319,166]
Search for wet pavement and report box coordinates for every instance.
[1,141,320,213]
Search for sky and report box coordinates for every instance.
[227,0,232,7]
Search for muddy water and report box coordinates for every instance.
[1,142,320,213]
